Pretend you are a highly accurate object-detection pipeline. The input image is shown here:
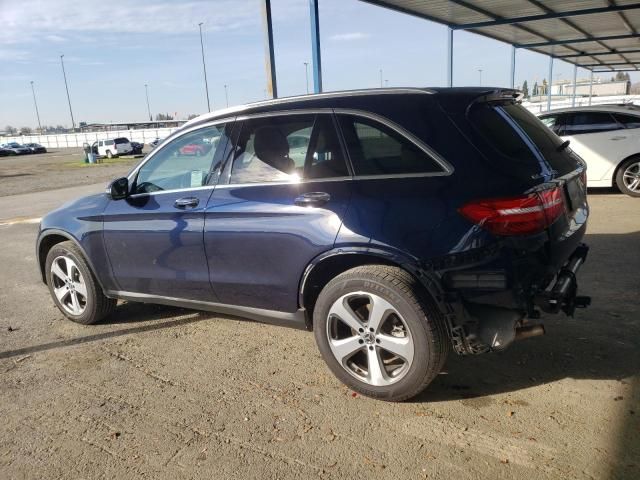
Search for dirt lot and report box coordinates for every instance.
[0,148,140,197]
[0,178,638,478]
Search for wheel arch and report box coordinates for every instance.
[37,229,105,291]
[298,247,445,330]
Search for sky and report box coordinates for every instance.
[1,0,637,129]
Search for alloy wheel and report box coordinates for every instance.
[50,255,88,315]
[326,292,414,386]
[622,161,640,193]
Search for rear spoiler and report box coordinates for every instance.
[433,88,523,115]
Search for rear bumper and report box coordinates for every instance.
[534,243,591,316]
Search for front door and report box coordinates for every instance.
[204,112,352,312]
[102,121,232,301]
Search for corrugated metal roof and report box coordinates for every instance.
[361,0,640,71]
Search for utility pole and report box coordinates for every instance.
[379,69,383,88]
[478,68,483,86]
[30,81,42,133]
[144,84,152,121]
[304,62,309,94]
[224,84,229,108]
[60,54,76,130]
[198,22,211,112]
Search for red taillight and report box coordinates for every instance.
[459,187,565,236]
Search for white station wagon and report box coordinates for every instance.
[538,105,640,197]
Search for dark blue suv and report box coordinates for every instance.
[37,88,590,401]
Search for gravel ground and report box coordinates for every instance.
[0,148,140,197]
[0,190,638,479]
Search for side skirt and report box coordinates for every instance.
[105,290,309,331]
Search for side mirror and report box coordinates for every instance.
[108,177,129,200]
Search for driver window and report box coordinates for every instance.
[133,124,227,194]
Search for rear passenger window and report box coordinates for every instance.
[337,115,442,176]
[229,114,348,184]
[563,112,621,135]
[613,113,640,129]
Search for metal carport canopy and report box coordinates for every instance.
[360,0,640,73]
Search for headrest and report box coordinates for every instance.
[253,126,294,173]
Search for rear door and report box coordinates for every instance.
[203,111,351,312]
[559,111,624,182]
[102,121,232,300]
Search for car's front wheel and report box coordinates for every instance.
[313,265,449,401]
[616,157,640,197]
[45,241,116,324]
[106,150,113,159]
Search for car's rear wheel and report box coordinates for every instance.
[616,157,640,197]
[313,265,449,401]
[45,241,116,324]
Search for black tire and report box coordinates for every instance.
[313,265,449,402]
[106,150,113,159]
[615,157,640,197]
[45,241,116,325]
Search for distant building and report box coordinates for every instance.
[550,78,629,96]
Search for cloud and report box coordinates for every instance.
[329,32,371,42]
[0,0,274,44]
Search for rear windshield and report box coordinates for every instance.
[469,102,579,177]
[114,138,129,144]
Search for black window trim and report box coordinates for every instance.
[560,110,624,136]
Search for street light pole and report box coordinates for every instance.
[379,69,383,88]
[198,22,211,112]
[478,68,483,86]
[304,62,309,94]
[144,84,152,121]
[60,54,76,130]
[224,84,229,108]
[30,81,42,133]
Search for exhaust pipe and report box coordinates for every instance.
[515,324,545,341]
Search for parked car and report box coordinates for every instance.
[149,137,164,149]
[36,88,590,401]
[0,147,11,156]
[130,141,144,155]
[91,137,133,158]
[538,105,640,196]
[23,143,47,154]
[178,142,212,156]
[1,142,30,155]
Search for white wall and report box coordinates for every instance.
[523,94,640,115]
[1,127,179,149]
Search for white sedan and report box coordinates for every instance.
[538,105,640,197]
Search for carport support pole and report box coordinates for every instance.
[510,46,516,89]
[546,55,554,111]
[262,0,278,98]
[588,70,594,106]
[309,0,323,93]
[446,27,453,87]
[571,64,577,108]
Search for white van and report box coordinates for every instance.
[92,137,133,158]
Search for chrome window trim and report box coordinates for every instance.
[126,116,235,185]
[126,184,216,199]
[333,108,454,176]
[182,88,433,128]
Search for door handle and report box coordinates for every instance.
[174,197,199,209]
[294,192,331,207]
[611,136,627,141]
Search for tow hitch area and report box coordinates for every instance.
[535,243,591,316]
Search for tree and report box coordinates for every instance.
[187,114,198,120]
[4,125,17,135]
[521,80,529,98]
[19,126,32,135]
[541,78,548,95]
[533,81,539,96]
[155,113,174,121]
